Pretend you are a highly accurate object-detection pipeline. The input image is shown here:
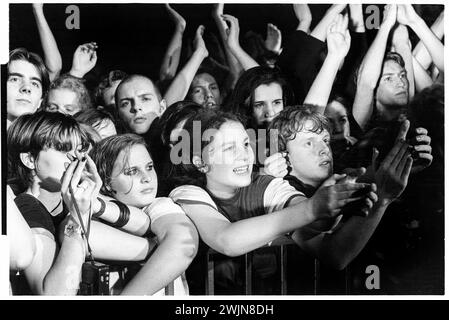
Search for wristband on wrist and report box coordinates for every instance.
[110,200,130,228]
[92,197,106,219]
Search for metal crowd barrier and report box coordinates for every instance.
[204,236,351,295]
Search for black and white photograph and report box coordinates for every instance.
[2,1,445,304]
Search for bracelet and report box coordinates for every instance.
[92,197,106,219]
[110,200,130,228]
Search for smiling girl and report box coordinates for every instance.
[168,109,368,294]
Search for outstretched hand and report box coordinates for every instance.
[326,13,351,60]
[221,14,241,50]
[193,25,208,57]
[382,4,398,29]
[310,173,373,220]
[70,42,98,78]
[264,23,282,54]
[372,120,413,205]
[397,4,421,26]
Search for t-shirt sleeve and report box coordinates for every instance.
[143,197,186,224]
[263,178,305,214]
[169,185,218,211]
[14,194,56,236]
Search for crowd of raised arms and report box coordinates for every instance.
[7,3,443,295]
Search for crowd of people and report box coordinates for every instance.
[6,3,444,295]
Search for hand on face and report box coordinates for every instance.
[61,152,102,228]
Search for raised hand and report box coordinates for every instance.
[381,4,398,29]
[70,42,98,78]
[264,23,282,54]
[310,173,372,219]
[370,120,413,205]
[193,25,208,57]
[221,14,241,50]
[212,3,228,37]
[397,4,421,26]
[326,13,351,59]
[165,3,186,32]
[293,4,312,32]
[262,152,289,178]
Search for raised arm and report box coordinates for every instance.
[221,14,259,71]
[163,25,209,106]
[412,55,434,92]
[159,4,186,83]
[348,4,366,33]
[293,4,312,33]
[391,24,415,99]
[93,195,151,237]
[178,178,369,257]
[310,4,347,42]
[264,23,282,55]
[32,3,62,81]
[121,212,198,295]
[352,4,397,130]
[304,13,351,111]
[212,3,243,87]
[69,42,98,79]
[24,157,95,295]
[413,10,444,70]
[398,4,444,72]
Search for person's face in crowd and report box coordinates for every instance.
[376,60,409,108]
[24,138,84,193]
[93,119,117,140]
[109,144,158,208]
[46,88,81,115]
[7,60,43,122]
[102,80,122,108]
[286,120,333,187]
[325,100,351,141]
[200,120,254,198]
[190,73,221,109]
[252,82,284,128]
[116,77,166,135]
